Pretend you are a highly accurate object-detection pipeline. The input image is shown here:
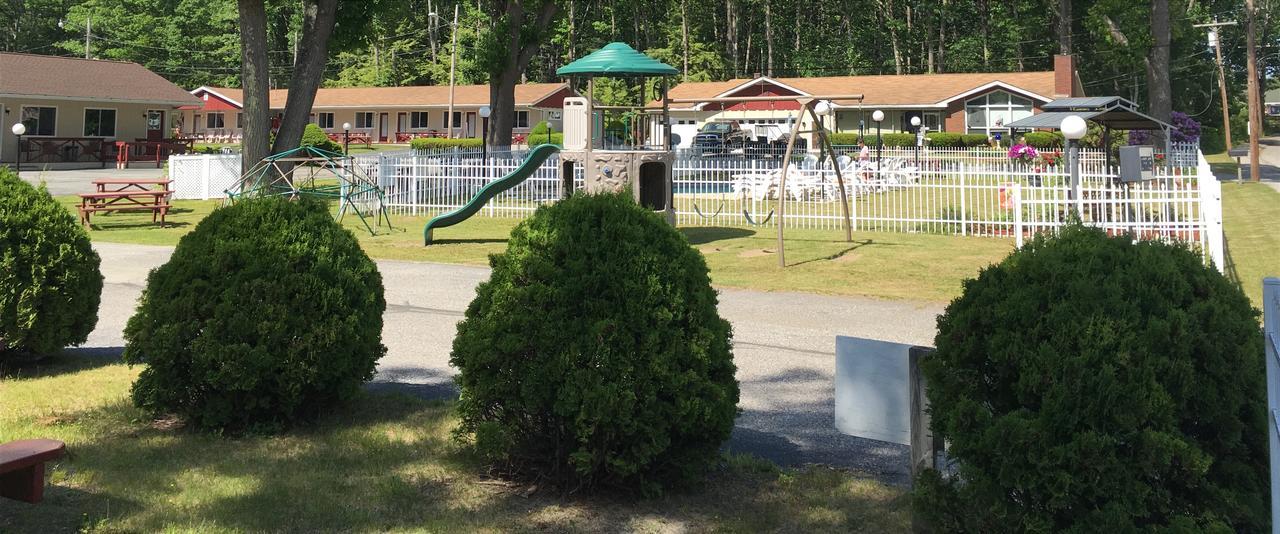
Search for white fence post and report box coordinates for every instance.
[1013,182,1023,248]
[1265,278,1280,533]
[200,154,211,200]
[959,164,967,236]
[1198,151,1226,272]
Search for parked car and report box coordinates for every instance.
[692,121,750,155]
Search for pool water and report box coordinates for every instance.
[672,182,733,194]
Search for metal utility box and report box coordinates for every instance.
[1119,145,1155,182]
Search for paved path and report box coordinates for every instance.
[86,242,943,485]
[15,167,166,196]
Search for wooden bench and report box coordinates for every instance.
[0,439,65,503]
[78,190,172,227]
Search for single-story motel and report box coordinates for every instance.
[1,50,1085,166]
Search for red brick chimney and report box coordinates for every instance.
[1053,55,1081,98]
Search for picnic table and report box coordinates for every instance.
[78,179,172,228]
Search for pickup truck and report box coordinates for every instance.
[692,121,750,155]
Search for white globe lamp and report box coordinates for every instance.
[11,122,25,136]
[1060,115,1087,140]
[871,110,885,123]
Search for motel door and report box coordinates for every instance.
[378,113,389,142]
[465,112,477,137]
[397,113,407,140]
[146,110,165,141]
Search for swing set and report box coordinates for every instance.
[666,93,864,267]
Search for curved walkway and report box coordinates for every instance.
[86,242,943,485]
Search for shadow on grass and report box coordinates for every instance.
[428,237,509,245]
[88,220,193,231]
[681,226,756,245]
[787,239,875,267]
[0,346,122,380]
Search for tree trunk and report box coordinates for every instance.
[1146,0,1171,146]
[727,0,738,78]
[270,0,339,155]
[764,0,773,77]
[1057,0,1072,54]
[680,0,689,80]
[980,0,989,69]
[237,0,272,175]
[487,0,559,151]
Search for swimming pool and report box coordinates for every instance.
[672,182,734,194]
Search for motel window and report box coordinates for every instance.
[446,111,462,129]
[20,106,56,136]
[964,90,1033,137]
[206,112,225,129]
[513,110,529,128]
[410,111,430,129]
[83,108,116,137]
[315,112,335,129]
[355,112,375,129]
[236,113,243,128]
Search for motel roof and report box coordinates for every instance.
[660,71,1060,110]
[1267,87,1280,105]
[193,83,573,110]
[0,52,199,106]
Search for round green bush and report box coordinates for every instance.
[123,197,386,431]
[450,191,738,493]
[0,169,102,360]
[301,123,343,153]
[916,225,1267,531]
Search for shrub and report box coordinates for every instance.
[1022,131,1064,149]
[1199,126,1227,154]
[916,225,1268,532]
[960,133,991,147]
[300,123,343,153]
[0,169,102,361]
[829,132,862,145]
[925,132,964,147]
[410,137,483,151]
[123,197,386,432]
[526,131,563,146]
[529,120,554,135]
[450,191,738,494]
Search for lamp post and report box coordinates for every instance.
[872,110,884,174]
[1060,115,1088,218]
[341,122,352,154]
[10,123,26,178]
[478,105,491,165]
[910,115,922,169]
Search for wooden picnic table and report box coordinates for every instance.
[77,190,172,228]
[92,179,172,193]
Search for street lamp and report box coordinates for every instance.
[10,122,26,178]
[341,122,352,154]
[872,109,885,174]
[814,100,831,132]
[1060,115,1088,217]
[478,105,491,164]
[910,115,922,169]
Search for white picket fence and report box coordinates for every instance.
[1266,278,1280,531]
[168,154,241,199]
[352,145,1220,267]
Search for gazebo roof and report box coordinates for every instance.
[1006,96,1172,131]
[556,42,678,77]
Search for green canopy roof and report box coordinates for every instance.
[556,42,678,77]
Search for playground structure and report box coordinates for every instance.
[418,42,869,267]
[227,145,393,235]
[424,42,681,244]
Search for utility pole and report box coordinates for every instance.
[1195,21,1237,153]
[447,4,459,139]
[84,15,91,59]
[1246,0,1261,182]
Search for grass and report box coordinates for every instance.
[61,195,1014,302]
[1204,150,1240,177]
[0,353,910,532]
[1219,182,1280,306]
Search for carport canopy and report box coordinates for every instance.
[1004,96,1172,131]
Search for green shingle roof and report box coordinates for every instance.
[556,42,678,77]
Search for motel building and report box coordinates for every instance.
[0,52,198,167]
[181,83,577,143]
[660,55,1085,148]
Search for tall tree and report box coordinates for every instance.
[237,0,271,174]
[1146,0,1171,145]
[482,0,559,150]
[269,0,338,155]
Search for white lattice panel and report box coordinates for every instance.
[169,154,242,199]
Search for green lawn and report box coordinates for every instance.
[0,354,909,532]
[1220,182,1280,306]
[1204,150,1240,177]
[62,196,1014,302]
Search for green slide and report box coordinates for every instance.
[424,143,561,245]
